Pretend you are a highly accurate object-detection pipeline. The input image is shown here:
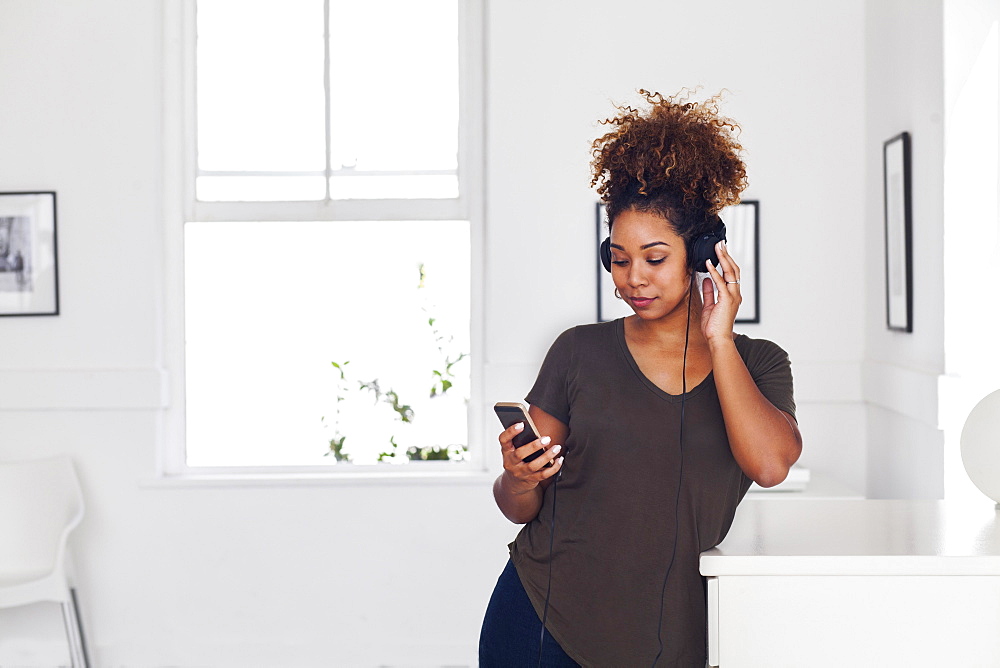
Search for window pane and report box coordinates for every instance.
[197,0,326,172]
[197,175,326,202]
[184,220,471,467]
[328,1,459,174]
[328,174,458,200]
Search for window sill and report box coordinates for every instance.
[140,467,496,488]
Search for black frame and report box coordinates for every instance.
[0,191,60,317]
[883,132,913,332]
[596,200,760,323]
[595,202,631,322]
[728,200,760,324]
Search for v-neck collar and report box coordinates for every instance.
[614,317,719,403]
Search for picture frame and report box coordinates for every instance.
[0,192,59,317]
[726,200,760,324]
[595,202,631,323]
[883,132,912,332]
[596,200,760,323]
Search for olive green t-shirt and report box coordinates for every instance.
[511,318,796,667]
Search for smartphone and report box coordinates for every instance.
[494,401,545,462]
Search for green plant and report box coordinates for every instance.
[406,444,469,461]
[322,361,352,462]
[379,436,400,462]
[358,379,414,423]
[327,434,350,462]
[322,262,469,462]
[420,263,468,399]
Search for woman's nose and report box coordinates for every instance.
[627,265,646,287]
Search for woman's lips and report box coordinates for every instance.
[630,296,655,308]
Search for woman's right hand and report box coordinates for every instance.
[499,422,564,495]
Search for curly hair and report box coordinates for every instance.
[591,89,748,243]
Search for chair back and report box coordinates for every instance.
[0,456,84,582]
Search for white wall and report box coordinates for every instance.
[941,0,1000,504]
[0,0,870,665]
[863,0,947,499]
[485,0,869,494]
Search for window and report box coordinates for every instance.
[171,0,483,473]
[195,0,461,202]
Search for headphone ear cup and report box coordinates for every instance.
[600,237,612,272]
[691,234,719,271]
[690,220,727,271]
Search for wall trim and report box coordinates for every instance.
[0,369,168,410]
[0,361,921,416]
[863,359,941,427]
[0,361,878,413]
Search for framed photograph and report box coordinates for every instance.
[883,132,912,332]
[595,202,631,322]
[596,200,760,323]
[726,200,759,324]
[0,192,59,316]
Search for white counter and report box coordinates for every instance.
[745,472,864,501]
[700,499,1000,667]
[702,499,1000,575]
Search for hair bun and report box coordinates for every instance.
[591,89,748,231]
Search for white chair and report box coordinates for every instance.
[0,455,89,668]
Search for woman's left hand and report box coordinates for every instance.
[701,241,742,343]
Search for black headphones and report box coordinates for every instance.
[600,216,727,273]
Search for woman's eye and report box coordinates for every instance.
[611,260,628,267]
[647,258,665,265]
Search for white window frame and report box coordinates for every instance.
[158,0,486,482]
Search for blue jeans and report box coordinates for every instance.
[479,558,580,667]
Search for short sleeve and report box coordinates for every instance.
[524,328,575,426]
[737,337,796,422]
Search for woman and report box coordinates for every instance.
[479,90,802,667]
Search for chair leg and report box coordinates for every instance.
[60,588,90,668]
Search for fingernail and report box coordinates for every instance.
[552,444,562,454]
[557,457,565,466]
[540,436,551,445]
[515,422,523,431]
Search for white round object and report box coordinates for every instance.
[960,389,1000,505]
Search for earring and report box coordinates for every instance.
[614,288,622,300]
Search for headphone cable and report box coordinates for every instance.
[651,270,695,666]
[537,471,560,668]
